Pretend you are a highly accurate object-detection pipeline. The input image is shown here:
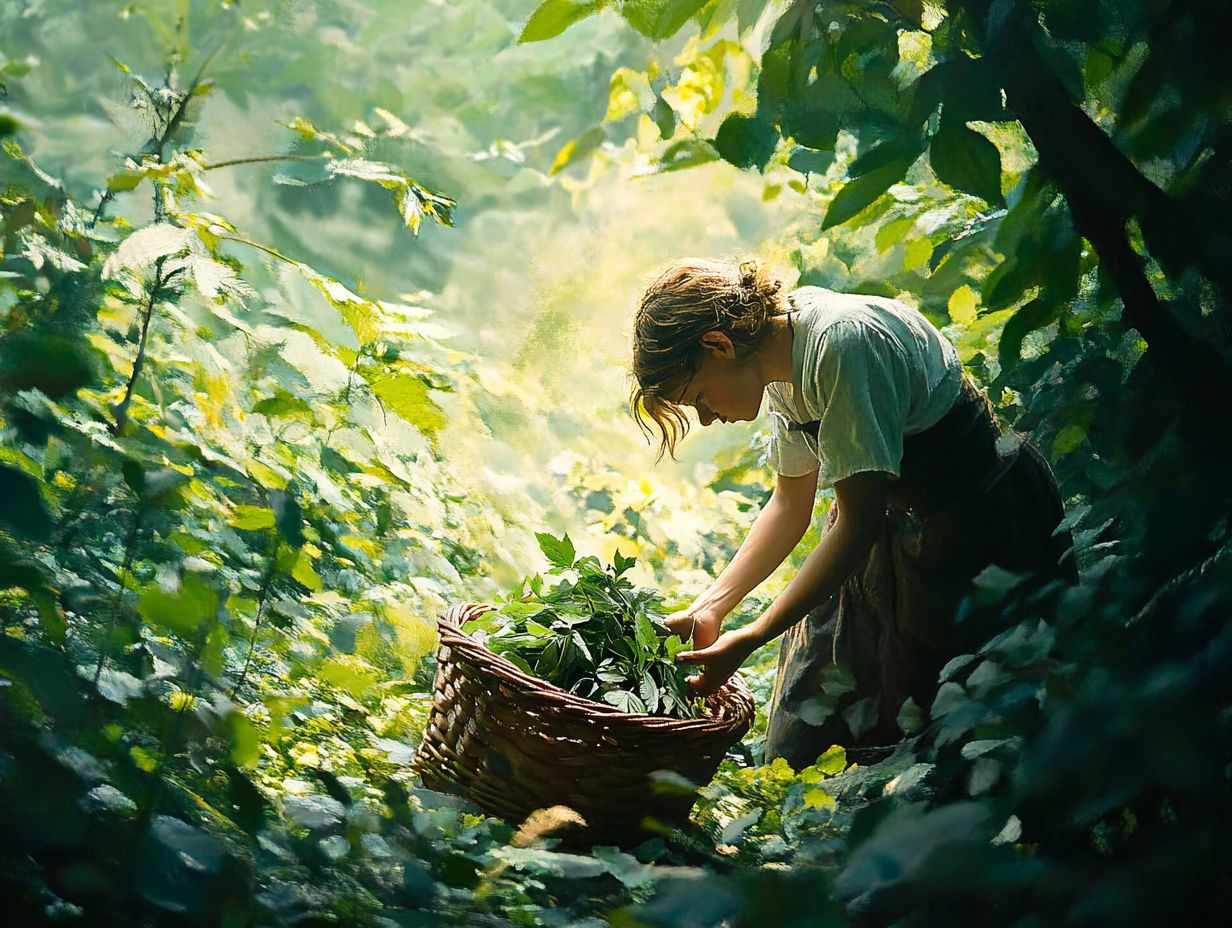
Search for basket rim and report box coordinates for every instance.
[436,602,754,734]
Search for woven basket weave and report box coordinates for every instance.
[413,603,755,847]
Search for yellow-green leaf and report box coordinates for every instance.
[370,371,446,434]
[948,284,980,325]
[519,0,606,43]
[229,505,276,530]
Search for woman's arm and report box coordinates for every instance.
[668,467,819,647]
[677,469,889,694]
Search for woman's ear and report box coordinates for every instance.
[699,330,736,359]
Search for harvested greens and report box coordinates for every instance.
[462,533,703,719]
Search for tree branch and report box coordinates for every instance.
[979,0,1232,441]
[112,260,167,434]
[203,153,324,172]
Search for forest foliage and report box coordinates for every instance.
[1,1,1230,926]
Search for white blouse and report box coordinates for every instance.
[765,286,964,485]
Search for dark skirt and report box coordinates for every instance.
[762,377,1076,769]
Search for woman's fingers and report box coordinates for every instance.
[665,609,721,649]
[675,648,710,664]
[664,611,695,638]
[685,667,726,696]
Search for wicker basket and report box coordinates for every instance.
[413,603,755,847]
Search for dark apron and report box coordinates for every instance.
[762,376,1076,768]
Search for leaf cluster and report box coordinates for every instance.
[463,532,702,718]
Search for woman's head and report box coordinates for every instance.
[631,257,785,460]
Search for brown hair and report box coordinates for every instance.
[630,257,785,461]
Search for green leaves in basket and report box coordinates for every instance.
[462,533,702,719]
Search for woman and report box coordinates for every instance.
[631,258,1075,768]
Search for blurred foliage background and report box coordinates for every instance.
[0,1,1229,926]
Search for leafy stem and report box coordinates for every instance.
[232,536,282,697]
[93,505,145,686]
[112,259,170,434]
[213,232,298,266]
[92,28,229,227]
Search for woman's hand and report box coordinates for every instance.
[675,625,764,696]
[664,607,721,651]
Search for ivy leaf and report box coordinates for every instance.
[535,532,576,571]
[518,0,607,43]
[929,117,1005,206]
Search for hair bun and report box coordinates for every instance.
[737,259,760,289]
[737,258,781,295]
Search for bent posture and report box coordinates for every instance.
[631,258,1075,767]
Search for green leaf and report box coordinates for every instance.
[712,113,778,170]
[102,223,193,277]
[651,93,676,138]
[612,550,636,576]
[269,489,305,548]
[603,689,647,713]
[325,159,455,234]
[369,370,446,434]
[929,118,1005,206]
[634,613,656,651]
[621,0,709,40]
[814,744,848,776]
[948,284,980,325]
[998,297,1063,369]
[535,532,576,570]
[0,464,52,541]
[842,697,878,740]
[229,505,276,530]
[253,391,314,421]
[787,148,836,177]
[822,162,913,230]
[797,692,839,725]
[850,138,924,178]
[549,126,606,175]
[519,0,607,43]
[107,170,145,192]
[896,696,926,734]
[137,575,219,636]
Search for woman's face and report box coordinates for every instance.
[674,332,765,426]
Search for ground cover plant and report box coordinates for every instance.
[0,1,1230,927]
[463,533,702,717]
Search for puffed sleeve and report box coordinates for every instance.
[811,321,911,487]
